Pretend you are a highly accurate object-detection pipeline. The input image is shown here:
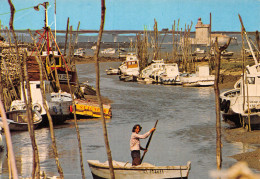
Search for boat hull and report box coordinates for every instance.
[4,110,42,131]
[88,160,191,179]
[241,113,260,125]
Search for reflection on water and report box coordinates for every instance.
[0,62,253,178]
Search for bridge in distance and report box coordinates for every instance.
[8,29,244,35]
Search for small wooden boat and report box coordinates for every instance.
[2,110,42,131]
[105,67,120,75]
[87,160,191,179]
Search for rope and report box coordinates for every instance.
[0,6,35,16]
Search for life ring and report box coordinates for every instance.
[220,99,226,111]
[33,103,42,113]
[10,106,18,111]
[224,100,230,113]
[22,105,27,110]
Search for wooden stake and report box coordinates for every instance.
[93,0,115,178]
[214,37,231,172]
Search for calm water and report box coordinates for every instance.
[0,62,257,178]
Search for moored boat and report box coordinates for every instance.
[119,53,140,82]
[1,110,42,131]
[180,65,215,87]
[73,99,112,119]
[105,67,120,75]
[220,64,260,126]
[87,160,191,179]
[10,81,73,125]
[159,63,181,85]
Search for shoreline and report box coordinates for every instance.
[223,127,260,171]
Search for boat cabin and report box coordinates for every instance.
[196,65,210,77]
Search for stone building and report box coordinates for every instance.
[195,18,211,45]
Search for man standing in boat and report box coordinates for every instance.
[130,124,156,166]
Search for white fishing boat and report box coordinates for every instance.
[220,64,260,126]
[101,48,116,54]
[0,110,42,131]
[119,53,140,82]
[138,59,165,84]
[180,65,215,87]
[88,160,191,179]
[194,47,205,55]
[220,24,260,127]
[159,63,181,85]
[105,67,120,75]
[140,59,165,79]
[10,81,72,124]
[74,48,85,57]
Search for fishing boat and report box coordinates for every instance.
[10,81,73,124]
[180,65,215,87]
[137,59,165,84]
[220,22,260,127]
[87,160,191,179]
[73,99,112,119]
[101,48,116,54]
[74,48,85,57]
[220,64,260,126]
[105,67,121,75]
[159,63,181,85]
[0,110,42,131]
[119,53,140,82]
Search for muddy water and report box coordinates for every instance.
[0,62,256,178]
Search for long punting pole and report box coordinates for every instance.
[140,120,158,164]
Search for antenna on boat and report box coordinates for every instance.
[54,0,57,47]
[34,2,51,53]
[238,14,258,65]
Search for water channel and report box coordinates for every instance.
[0,62,257,178]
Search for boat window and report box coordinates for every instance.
[256,65,260,72]
[55,57,60,66]
[247,77,255,84]
[36,84,40,88]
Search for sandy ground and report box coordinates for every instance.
[224,127,260,171]
[75,56,260,171]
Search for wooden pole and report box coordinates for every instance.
[93,0,115,178]
[214,37,231,172]
[140,120,158,164]
[0,100,18,179]
[23,50,41,178]
[29,29,64,178]
[48,28,86,179]
[64,18,69,57]
[241,29,246,128]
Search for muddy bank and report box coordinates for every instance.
[224,127,260,170]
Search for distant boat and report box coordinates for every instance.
[0,110,42,131]
[119,53,140,82]
[159,63,182,85]
[180,65,215,87]
[138,59,165,84]
[105,67,121,75]
[88,160,191,179]
[101,48,116,54]
[194,47,205,55]
[74,48,85,57]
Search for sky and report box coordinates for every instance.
[0,0,259,32]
